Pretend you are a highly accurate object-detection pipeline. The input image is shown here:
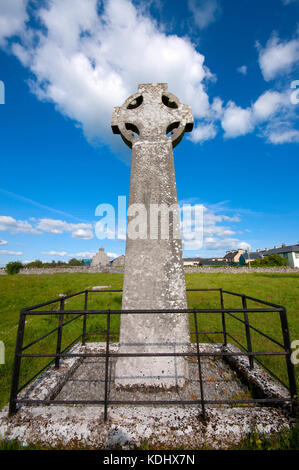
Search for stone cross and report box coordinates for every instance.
[111,83,193,388]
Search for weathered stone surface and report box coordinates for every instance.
[222,344,290,402]
[0,343,292,450]
[110,255,125,267]
[56,343,252,404]
[0,403,290,450]
[111,84,193,387]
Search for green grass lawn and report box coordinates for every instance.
[0,272,298,411]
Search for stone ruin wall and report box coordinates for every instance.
[0,266,298,275]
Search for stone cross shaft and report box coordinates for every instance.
[112,83,193,388]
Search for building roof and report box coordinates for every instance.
[110,255,125,263]
[242,252,263,260]
[261,244,299,255]
[223,252,237,261]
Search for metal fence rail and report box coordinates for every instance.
[9,288,297,421]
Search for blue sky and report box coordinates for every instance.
[0,0,298,266]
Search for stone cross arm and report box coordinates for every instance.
[111,83,193,148]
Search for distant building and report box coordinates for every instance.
[181,244,299,268]
[238,244,299,267]
[90,247,110,267]
[260,244,299,268]
[239,252,263,265]
[223,249,244,264]
[183,257,226,266]
[183,257,202,266]
[201,259,227,266]
[110,255,125,267]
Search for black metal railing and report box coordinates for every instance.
[9,288,297,420]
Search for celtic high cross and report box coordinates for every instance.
[112,83,193,388]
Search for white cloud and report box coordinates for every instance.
[190,122,217,143]
[0,215,96,239]
[0,250,23,255]
[223,33,299,143]
[68,251,96,258]
[1,0,297,149]
[4,0,214,147]
[107,252,121,258]
[184,236,250,251]
[0,239,8,245]
[42,250,67,256]
[221,102,254,138]
[215,31,299,144]
[219,87,298,143]
[265,126,299,144]
[220,33,299,142]
[0,0,29,46]
[0,215,40,234]
[210,97,223,119]
[189,97,223,143]
[257,33,299,81]
[222,214,241,222]
[237,65,247,75]
[253,90,287,121]
[204,238,250,251]
[36,218,94,239]
[181,204,249,252]
[72,228,94,240]
[188,0,221,29]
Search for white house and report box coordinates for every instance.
[183,257,202,266]
[261,244,299,268]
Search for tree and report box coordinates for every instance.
[68,258,82,266]
[6,261,23,275]
[252,254,288,267]
[25,260,43,268]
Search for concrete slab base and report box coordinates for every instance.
[55,343,251,403]
[0,342,293,449]
[0,404,291,450]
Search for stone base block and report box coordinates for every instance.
[114,344,189,389]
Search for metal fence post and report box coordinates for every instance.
[220,289,227,346]
[193,309,206,420]
[82,290,88,345]
[104,310,111,422]
[279,307,297,416]
[242,295,254,369]
[55,298,65,369]
[9,310,26,415]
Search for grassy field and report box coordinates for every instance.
[0,272,298,412]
